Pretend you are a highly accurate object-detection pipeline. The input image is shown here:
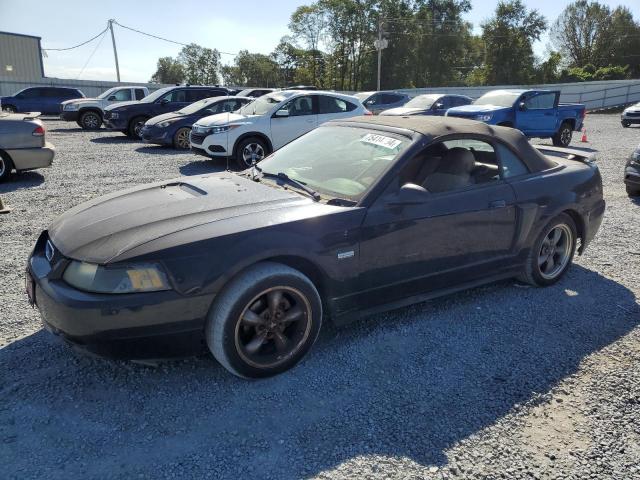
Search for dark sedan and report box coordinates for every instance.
[625,143,640,196]
[380,93,472,116]
[140,96,252,149]
[26,116,605,378]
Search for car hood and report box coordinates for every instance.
[105,100,140,111]
[48,173,314,264]
[146,112,184,126]
[447,104,508,115]
[195,112,250,127]
[379,107,427,116]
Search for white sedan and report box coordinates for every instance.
[190,90,370,168]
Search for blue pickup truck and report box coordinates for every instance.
[446,89,586,147]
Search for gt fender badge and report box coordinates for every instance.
[337,250,355,260]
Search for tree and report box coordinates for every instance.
[221,50,280,87]
[150,57,184,84]
[535,51,562,83]
[480,0,547,85]
[289,5,327,84]
[177,43,221,85]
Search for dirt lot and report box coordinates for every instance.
[1,116,639,479]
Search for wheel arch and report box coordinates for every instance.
[79,107,103,119]
[561,118,576,130]
[232,132,273,158]
[562,208,586,254]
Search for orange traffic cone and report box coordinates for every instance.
[580,127,588,143]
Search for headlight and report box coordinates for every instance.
[109,112,119,119]
[210,125,241,134]
[63,261,171,294]
[157,120,175,128]
[475,114,493,121]
[63,104,79,111]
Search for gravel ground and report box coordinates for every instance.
[1,116,639,480]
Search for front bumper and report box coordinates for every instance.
[103,116,128,130]
[27,235,214,359]
[191,131,229,157]
[60,111,79,122]
[622,112,640,124]
[140,125,171,145]
[6,142,55,171]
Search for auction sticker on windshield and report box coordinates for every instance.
[360,133,402,149]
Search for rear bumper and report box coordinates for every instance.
[6,142,55,171]
[60,111,79,122]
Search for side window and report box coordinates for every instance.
[222,100,237,112]
[404,138,499,194]
[496,143,529,178]
[44,88,61,97]
[163,89,187,102]
[525,93,556,109]
[381,93,401,104]
[280,96,314,116]
[135,89,146,100]
[19,88,41,98]
[112,89,132,101]
[318,95,347,114]
[204,90,226,99]
[439,97,452,109]
[365,94,380,106]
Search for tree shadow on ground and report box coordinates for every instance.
[1,265,637,479]
[90,136,138,145]
[179,158,231,176]
[0,171,45,193]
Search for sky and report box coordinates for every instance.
[0,0,638,83]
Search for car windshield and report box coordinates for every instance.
[474,91,521,107]
[405,95,440,109]
[239,93,285,116]
[97,87,119,99]
[139,87,173,103]
[178,98,220,115]
[258,125,410,202]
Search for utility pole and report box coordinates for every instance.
[108,19,121,82]
[374,19,388,91]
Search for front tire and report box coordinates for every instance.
[235,137,268,170]
[128,116,147,139]
[0,152,14,182]
[552,122,573,147]
[627,185,640,197]
[2,105,16,113]
[173,127,191,149]
[518,213,577,287]
[205,262,322,378]
[622,120,631,128]
[80,110,102,130]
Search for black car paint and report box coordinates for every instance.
[27,121,605,358]
[624,146,640,191]
[103,86,233,132]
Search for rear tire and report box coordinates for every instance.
[627,185,640,197]
[128,116,147,139]
[173,127,191,149]
[0,152,14,182]
[552,122,573,147]
[622,120,631,128]
[518,213,577,287]
[2,105,16,113]
[79,110,102,130]
[205,262,322,378]
[235,137,268,170]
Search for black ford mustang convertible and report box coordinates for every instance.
[26,116,605,378]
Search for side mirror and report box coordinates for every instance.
[518,101,527,111]
[107,95,117,101]
[387,183,429,206]
[364,99,374,106]
[159,98,170,105]
[274,109,289,118]
[434,102,444,110]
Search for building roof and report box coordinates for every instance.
[0,31,42,40]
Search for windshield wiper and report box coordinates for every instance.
[260,171,321,201]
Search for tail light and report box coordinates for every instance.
[32,125,45,136]
[364,109,373,116]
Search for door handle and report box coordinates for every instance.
[489,200,507,208]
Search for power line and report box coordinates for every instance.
[42,26,108,51]
[112,20,238,55]
[76,29,107,79]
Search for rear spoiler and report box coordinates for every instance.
[534,145,597,164]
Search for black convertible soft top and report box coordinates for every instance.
[332,115,556,173]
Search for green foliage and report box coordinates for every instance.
[150,57,184,84]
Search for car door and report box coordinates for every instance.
[356,136,519,309]
[270,95,317,149]
[516,92,558,135]
[156,89,190,114]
